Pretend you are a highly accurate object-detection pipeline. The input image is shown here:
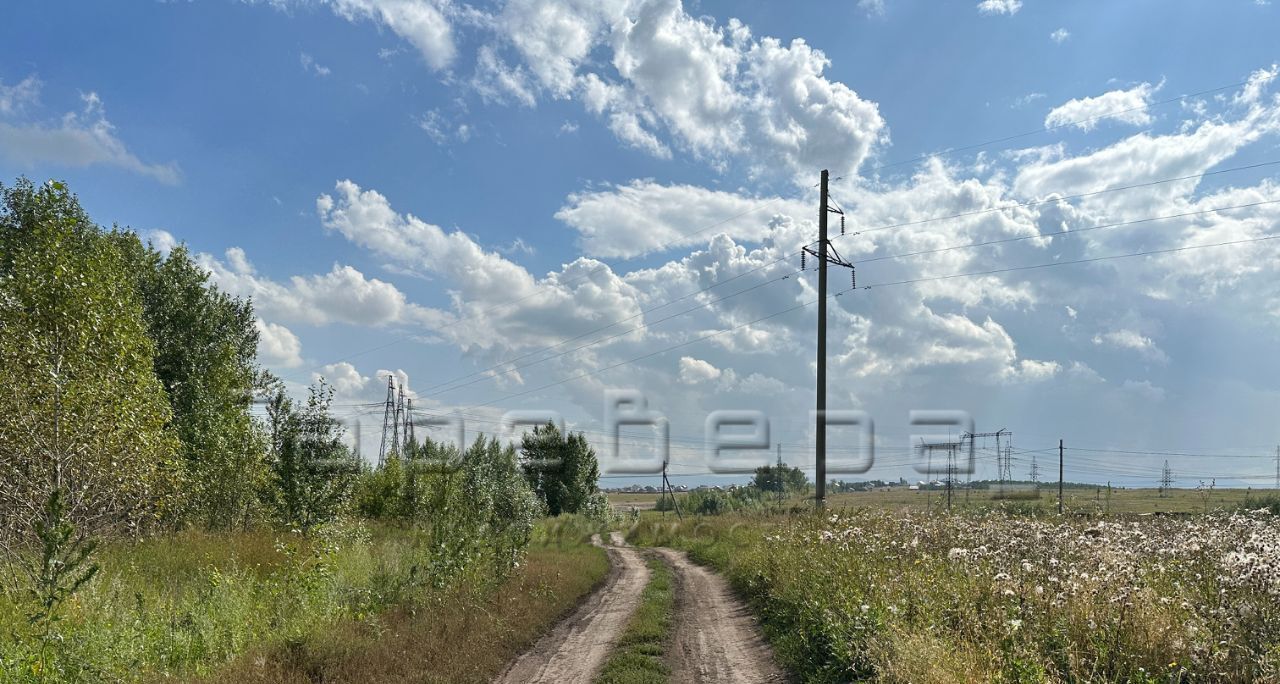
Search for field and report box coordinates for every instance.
[612,486,1269,516]
[625,502,1280,683]
[607,493,664,512]
[0,518,607,683]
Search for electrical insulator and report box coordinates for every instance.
[851,268,856,289]
[841,215,845,236]
[801,251,806,270]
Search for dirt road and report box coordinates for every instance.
[494,533,649,684]
[655,547,787,683]
[496,536,784,683]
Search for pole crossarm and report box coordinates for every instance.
[802,243,855,269]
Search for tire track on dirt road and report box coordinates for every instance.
[494,532,648,684]
[655,547,788,683]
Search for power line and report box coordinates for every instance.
[416,230,1280,419]
[422,272,798,398]
[297,152,1277,402]
[832,160,1280,242]
[848,198,1280,267]
[420,177,1280,404]
[1069,446,1276,459]
[294,78,1259,392]
[857,233,1280,292]
[283,194,798,383]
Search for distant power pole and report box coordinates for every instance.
[1160,460,1174,497]
[1057,439,1064,515]
[377,376,397,466]
[661,459,682,520]
[803,169,854,508]
[1029,453,1040,484]
[390,385,405,459]
[1275,445,1279,490]
[353,420,362,464]
[404,397,415,446]
[946,443,956,512]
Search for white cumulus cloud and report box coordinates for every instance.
[329,0,456,71]
[678,356,722,384]
[0,83,180,184]
[1092,329,1169,363]
[256,318,304,368]
[555,180,802,259]
[200,246,444,327]
[977,0,1021,15]
[316,179,644,353]
[1044,81,1160,132]
[492,0,886,182]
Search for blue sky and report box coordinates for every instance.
[3,0,1280,488]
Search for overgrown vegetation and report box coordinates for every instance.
[203,517,610,684]
[1240,492,1280,515]
[654,460,810,516]
[0,178,607,681]
[629,509,1280,683]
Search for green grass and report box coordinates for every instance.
[205,529,610,683]
[0,516,606,683]
[595,554,675,684]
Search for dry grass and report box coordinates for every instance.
[866,630,996,684]
[202,540,609,683]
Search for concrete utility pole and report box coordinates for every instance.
[1275,445,1279,490]
[816,169,829,507]
[804,169,854,508]
[1058,439,1064,515]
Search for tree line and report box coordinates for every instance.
[0,178,608,623]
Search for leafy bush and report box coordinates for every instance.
[263,381,359,534]
[658,487,780,516]
[1240,493,1280,515]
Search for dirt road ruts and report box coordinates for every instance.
[655,547,787,683]
[494,533,648,684]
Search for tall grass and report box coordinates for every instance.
[205,521,610,683]
[628,509,1280,683]
[0,517,544,682]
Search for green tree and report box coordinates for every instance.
[459,435,541,570]
[0,179,178,542]
[110,235,267,530]
[264,379,359,532]
[752,461,810,495]
[520,422,602,516]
